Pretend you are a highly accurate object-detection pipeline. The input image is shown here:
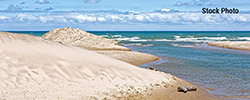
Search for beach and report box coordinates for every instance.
[0,29,221,100]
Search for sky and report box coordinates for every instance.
[1,0,250,31]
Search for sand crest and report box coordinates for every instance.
[208,41,250,51]
[0,32,175,99]
[42,27,159,65]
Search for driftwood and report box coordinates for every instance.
[177,86,197,93]
[149,67,157,71]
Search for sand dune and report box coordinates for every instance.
[0,32,175,99]
[41,27,159,66]
[42,27,130,51]
[208,41,250,51]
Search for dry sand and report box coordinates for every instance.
[42,27,160,66]
[208,41,250,51]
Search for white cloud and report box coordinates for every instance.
[97,17,106,22]
[2,11,250,25]
[16,14,37,21]
[35,0,50,4]
[0,16,7,20]
[175,1,183,6]
[73,15,97,22]
[84,0,101,3]
[160,8,171,12]
[39,15,67,23]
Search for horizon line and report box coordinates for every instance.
[3,30,250,32]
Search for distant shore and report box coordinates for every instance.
[208,41,250,51]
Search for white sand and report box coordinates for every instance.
[42,27,130,51]
[208,41,250,51]
[42,27,159,66]
[0,32,175,99]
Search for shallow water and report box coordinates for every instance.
[10,31,250,99]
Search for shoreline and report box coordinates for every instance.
[208,41,250,51]
[134,56,223,100]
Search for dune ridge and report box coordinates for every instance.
[41,27,159,65]
[0,32,175,99]
[208,41,250,51]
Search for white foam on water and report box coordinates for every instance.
[198,37,227,40]
[171,44,196,48]
[115,36,145,42]
[111,35,123,38]
[153,39,171,41]
[123,43,153,47]
[238,37,250,41]
[100,35,109,37]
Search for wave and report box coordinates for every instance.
[100,35,109,38]
[111,35,123,38]
[170,44,203,48]
[238,37,250,41]
[123,43,153,47]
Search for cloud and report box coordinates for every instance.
[174,1,183,6]
[1,4,55,12]
[3,11,250,25]
[16,14,37,21]
[154,8,179,13]
[5,4,23,11]
[0,16,8,20]
[84,0,101,3]
[20,2,26,5]
[174,0,210,6]
[35,0,50,4]
[43,7,54,11]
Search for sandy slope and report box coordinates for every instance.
[0,32,175,99]
[208,41,250,51]
[41,27,159,66]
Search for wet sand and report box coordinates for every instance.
[208,41,250,51]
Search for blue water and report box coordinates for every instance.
[8,31,250,99]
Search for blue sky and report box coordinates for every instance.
[0,0,250,31]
